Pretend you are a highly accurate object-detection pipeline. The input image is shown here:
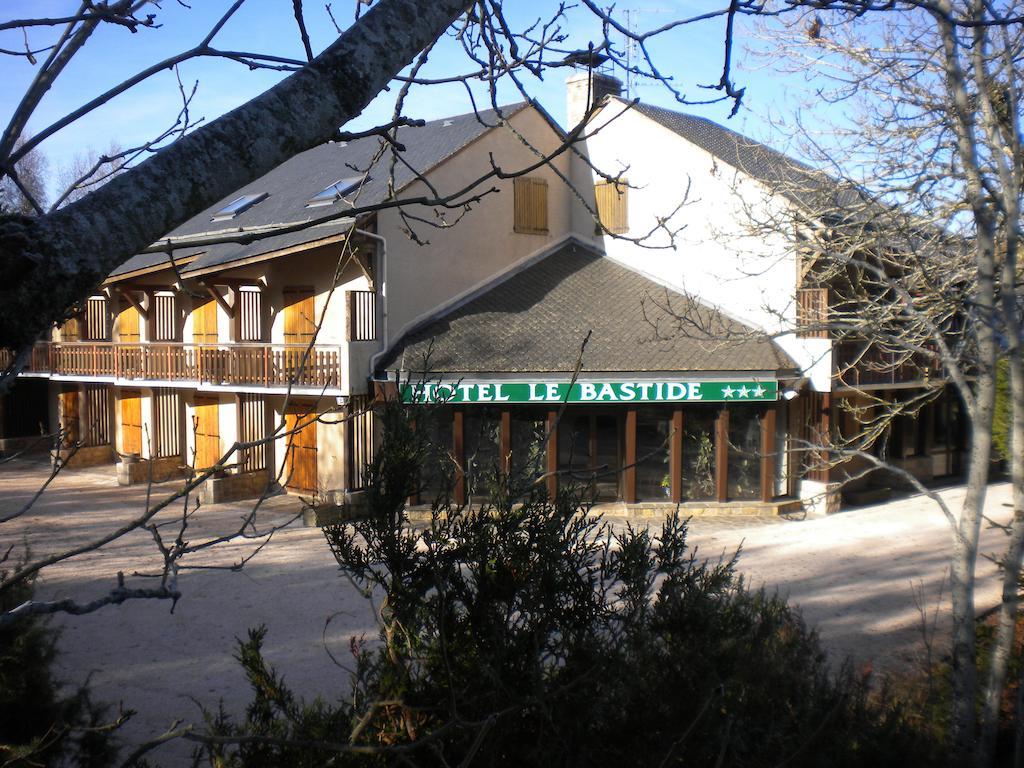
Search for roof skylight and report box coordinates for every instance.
[211,192,267,221]
[307,175,367,207]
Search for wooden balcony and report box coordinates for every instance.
[7,342,345,390]
[833,340,940,388]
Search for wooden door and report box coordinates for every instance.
[121,389,143,456]
[192,397,221,471]
[284,406,317,494]
[118,301,140,342]
[283,288,316,382]
[59,388,80,446]
[283,288,316,344]
[118,301,142,377]
[192,299,218,344]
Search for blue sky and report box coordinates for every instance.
[1,0,825,199]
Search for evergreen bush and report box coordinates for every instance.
[0,565,117,767]
[198,400,943,767]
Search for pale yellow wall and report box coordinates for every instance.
[379,106,575,341]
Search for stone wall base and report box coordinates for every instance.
[52,444,114,469]
[406,497,804,523]
[799,480,842,516]
[117,456,187,486]
[200,471,276,505]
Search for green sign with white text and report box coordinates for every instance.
[401,380,777,405]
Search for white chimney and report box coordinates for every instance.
[565,70,623,130]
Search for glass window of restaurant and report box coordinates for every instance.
[557,409,621,501]
[727,406,764,501]
[419,405,455,503]
[636,407,672,501]
[681,406,717,501]
[464,408,501,501]
[510,407,549,489]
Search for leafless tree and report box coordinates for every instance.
[735,3,1023,764]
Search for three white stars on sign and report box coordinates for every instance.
[721,384,767,399]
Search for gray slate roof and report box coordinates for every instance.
[380,241,797,376]
[111,103,528,278]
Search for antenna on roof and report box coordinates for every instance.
[621,8,672,99]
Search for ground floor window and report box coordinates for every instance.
[636,408,671,502]
[412,402,787,506]
[557,410,621,501]
[418,405,455,502]
[509,407,548,489]
[727,407,764,501]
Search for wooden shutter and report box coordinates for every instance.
[83,385,110,447]
[154,388,181,459]
[238,288,263,342]
[347,395,375,490]
[118,301,141,342]
[594,179,629,234]
[192,397,221,470]
[60,315,81,342]
[513,176,549,235]
[154,293,177,341]
[192,299,218,344]
[60,388,80,446]
[346,290,376,341]
[121,389,143,456]
[238,394,267,473]
[796,287,829,339]
[283,288,316,344]
[85,296,108,341]
[284,404,318,493]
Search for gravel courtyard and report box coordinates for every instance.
[0,456,1013,761]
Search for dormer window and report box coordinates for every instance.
[307,175,367,207]
[211,192,267,221]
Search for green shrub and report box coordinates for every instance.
[0,566,118,767]
[198,401,942,767]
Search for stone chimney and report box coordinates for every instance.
[565,70,623,129]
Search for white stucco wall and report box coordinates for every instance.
[576,102,832,390]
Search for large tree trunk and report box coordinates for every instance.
[0,0,469,351]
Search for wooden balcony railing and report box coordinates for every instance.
[833,340,940,388]
[10,342,344,389]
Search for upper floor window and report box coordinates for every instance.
[594,179,629,234]
[84,296,108,341]
[347,290,376,342]
[153,293,178,342]
[238,287,264,342]
[796,287,829,339]
[211,192,267,221]
[307,176,367,207]
[513,176,548,235]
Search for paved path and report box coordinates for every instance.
[0,458,1012,761]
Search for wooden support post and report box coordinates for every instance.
[144,291,157,342]
[453,409,465,505]
[230,287,242,342]
[716,407,729,503]
[760,407,777,503]
[624,407,637,504]
[818,393,832,484]
[546,409,559,499]
[500,409,511,475]
[671,408,684,504]
[205,284,233,318]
